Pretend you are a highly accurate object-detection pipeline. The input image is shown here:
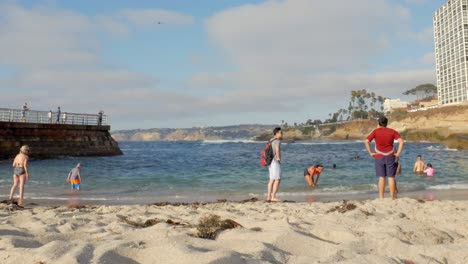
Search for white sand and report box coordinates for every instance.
[1,198,467,264]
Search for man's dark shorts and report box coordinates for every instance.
[375,155,397,178]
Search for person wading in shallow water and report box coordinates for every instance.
[413,155,426,174]
[364,116,404,199]
[9,145,30,206]
[303,164,324,187]
[67,163,82,193]
[266,127,283,202]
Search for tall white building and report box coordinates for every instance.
[434,0,468,105]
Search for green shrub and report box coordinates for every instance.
[389,110,408,121]
[300,127,314,136]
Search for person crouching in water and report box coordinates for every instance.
[66,163,82,193]
[304,165,324,187]
[9,145,30,206]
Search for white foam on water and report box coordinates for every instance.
[426,145,458,152]
[278,190,370,197]
[428,183,468,190]
[292,141,362,145]
[320,185,379,194]
[202,139,260,144]
[277,185,377,197]
[23,195,136,201]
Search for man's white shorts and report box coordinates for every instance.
[268,159,281,180]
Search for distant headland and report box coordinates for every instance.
[112,104,468,150]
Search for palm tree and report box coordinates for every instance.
[377,96,385,114]
[350,90,357,119]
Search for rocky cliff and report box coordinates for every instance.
[389,104,468,150]
[111,125,276,142]
[322,104,467,149]
[256,104,468,149]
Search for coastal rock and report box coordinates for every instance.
[278,104,468,149]
[112,125,275,142]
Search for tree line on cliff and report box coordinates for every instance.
[281,84,437,128]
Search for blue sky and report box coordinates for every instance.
[0,0,446,129]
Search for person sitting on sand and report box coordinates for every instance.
[413,155,426,174]
[424,163,434,177]
[304,164,324,187]
[66,163,82,192]
[9,145,30,206]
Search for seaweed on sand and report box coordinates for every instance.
[326,200,357,214]
[196,214,243,240]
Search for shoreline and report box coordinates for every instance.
[1,197,467,263]
[2,188,468,207]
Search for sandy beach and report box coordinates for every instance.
[1,198,467,264]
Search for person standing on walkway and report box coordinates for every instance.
[9,145,30,206]
[267,127,283,202]
[48,110,52,123]
[364,116,404,199]
[56,106,61,123]
[98,110,104,126]
[21,102,29,122]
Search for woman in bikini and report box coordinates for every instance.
[9,145,30,206]
[304,164,324,187]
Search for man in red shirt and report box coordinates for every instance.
[365,116,404,199]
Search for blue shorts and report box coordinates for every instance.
[71,184,80,190]
[374,156,397,178]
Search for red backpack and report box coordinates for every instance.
[260,139,276,166]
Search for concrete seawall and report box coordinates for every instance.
[0,122,123,160]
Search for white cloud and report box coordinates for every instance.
[0,1,437,129]
[404,0,428,5]
[421,52,435,66]
[401,26,434,44]
[206,0,411,73]
[0,3,98,68]
[0,2,199,128]
[189,69,435,104]
[95,15,130,38]
[119,9,195,27]
[0,3,196,70]
[193,0,435,117]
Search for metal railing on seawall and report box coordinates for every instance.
[0,108,108,126]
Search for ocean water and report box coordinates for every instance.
[0,140,467,204]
